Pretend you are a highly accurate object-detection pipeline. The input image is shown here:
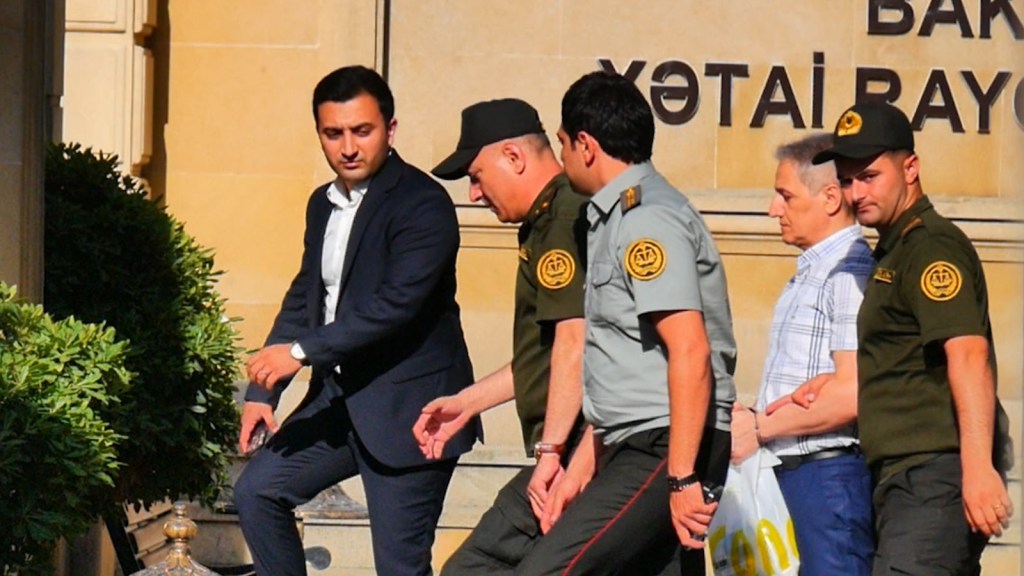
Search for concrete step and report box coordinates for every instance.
[981,543,1018,576]
[184,505,253,568]
[301,520,373,572]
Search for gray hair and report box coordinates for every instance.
[775,133,837,194]
[515,132,552,152]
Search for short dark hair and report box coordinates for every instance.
[560,71,654,164]
[312,65,395,124]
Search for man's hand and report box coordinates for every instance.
[943,335,1011,537]
[239,401,279,453]
[730,403,759,464]
[541,425,599,533]
[413,395,471,459]
[670,483,717,549]
[246,344,302,390]
[540,463,591,534]
[771,373,831,412]
[963,465,1014,537]
[528,454,565,522]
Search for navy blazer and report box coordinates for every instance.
[246,151,480,469]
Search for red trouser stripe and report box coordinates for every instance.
[562,458,668,575]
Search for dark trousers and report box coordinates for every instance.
[775,452,874,576]
[233,389,456,576]
[871,453,988,576]
[441,466,542,574]
[444,427,729,576]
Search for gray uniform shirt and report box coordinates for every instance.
[584,162,736,445]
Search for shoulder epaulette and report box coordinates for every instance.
[620,186,642,213]
[528,186,557,220]
[900,216,923,239]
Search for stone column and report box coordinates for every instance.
[0,0,60,304]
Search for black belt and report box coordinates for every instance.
[777,445,861,471]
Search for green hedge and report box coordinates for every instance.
[0,283,131,574]
[43,143,242,508]
[0,144,244,573]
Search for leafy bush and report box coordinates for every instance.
[0,283,131,575]
[43,143,242,509]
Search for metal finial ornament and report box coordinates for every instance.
[133,503,219,575]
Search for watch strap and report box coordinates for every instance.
[666,472,700,492]
[533,442,565,460]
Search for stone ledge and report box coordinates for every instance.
[457,193,1024,260]
[457,190,1024,226]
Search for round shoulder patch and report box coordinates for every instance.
[920,261,962,302]
[625,239,666,281]
[537,249,576,290]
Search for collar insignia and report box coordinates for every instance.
[873,267,894,283]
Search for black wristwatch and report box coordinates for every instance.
[666,472,700,492]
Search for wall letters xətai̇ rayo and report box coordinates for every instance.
[598,0,1024,134]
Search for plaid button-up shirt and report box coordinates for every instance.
[755,225,874,456]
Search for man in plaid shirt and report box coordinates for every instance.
[731,133,876,575]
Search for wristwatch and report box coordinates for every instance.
[666,472,700,492]
[289,341,308,365]
[533,442,565,462]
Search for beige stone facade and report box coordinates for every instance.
[63,0,155,178]
[57,0,1022,571]
[0,0,63,304]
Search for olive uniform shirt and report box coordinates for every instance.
[584,162,737,445]
[511,173,587,455]
[858,196,1010,478]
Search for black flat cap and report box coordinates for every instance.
[432,98,545,180]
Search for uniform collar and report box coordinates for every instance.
[589,162,656,218]
[874,195,933,258]
[523,173,569,226]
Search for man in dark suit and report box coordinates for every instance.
[234,65,480,576]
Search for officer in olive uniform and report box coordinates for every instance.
[813,102,1014,575]
[413,98,588,574]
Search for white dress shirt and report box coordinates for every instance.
[321,180,367,324]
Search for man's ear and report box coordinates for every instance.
[386,117,398,147]
[820,182,844,216]
[575,131,599,166]
[502,141,527,175]
[903,153,919,185]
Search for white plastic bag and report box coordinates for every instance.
[707,448,800,576]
